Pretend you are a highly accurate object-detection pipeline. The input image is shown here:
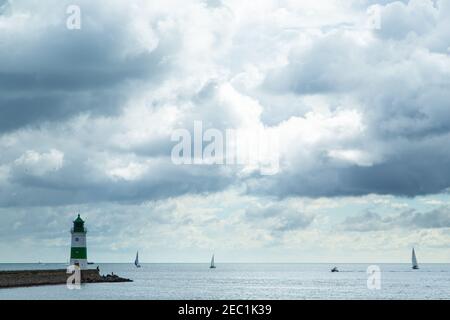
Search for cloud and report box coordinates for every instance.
[248,1,450,198]
[0,0,178,133]
[245,201,314,234]
[0,191,317,261]
[1,0,450,206]
[1,0,450,262]
[341,206,450,231]
[376,0,439,40]
[13,149,64,177]
[2,191,448,263]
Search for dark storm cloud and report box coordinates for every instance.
[248,133,450,198]
[1,158,234,207]
[0,92,126,133]
[0,1,177,133]
[0,1,239,208]
[341,206,450,232]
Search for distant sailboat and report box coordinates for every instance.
[210,254,216,269]
[134,251,141,268]
[412,248,419,270]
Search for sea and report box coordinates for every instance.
[0,263,449,300]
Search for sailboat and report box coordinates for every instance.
[134,251,141,268]
[412,248,419,270]
[210,254,216,269]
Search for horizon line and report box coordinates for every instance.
[1,262,449,264]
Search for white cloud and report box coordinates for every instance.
[13,149,64,177]
[328,149,375,167]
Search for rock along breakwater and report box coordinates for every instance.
[0,269,132,289]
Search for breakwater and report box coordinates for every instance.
[0,269,132,289]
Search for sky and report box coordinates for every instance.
[0,0,450,263]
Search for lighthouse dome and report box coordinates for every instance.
[73,214,86,233]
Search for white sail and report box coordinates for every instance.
[412,248,419,269]
[135,251,140,267]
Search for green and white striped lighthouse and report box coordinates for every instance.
[70,214,88,269]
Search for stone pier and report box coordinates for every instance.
[0,269,132,289]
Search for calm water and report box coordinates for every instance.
[0,263,449,300]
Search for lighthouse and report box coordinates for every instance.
[70,214,88,269]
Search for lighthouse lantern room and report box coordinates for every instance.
[70,214,88,269]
